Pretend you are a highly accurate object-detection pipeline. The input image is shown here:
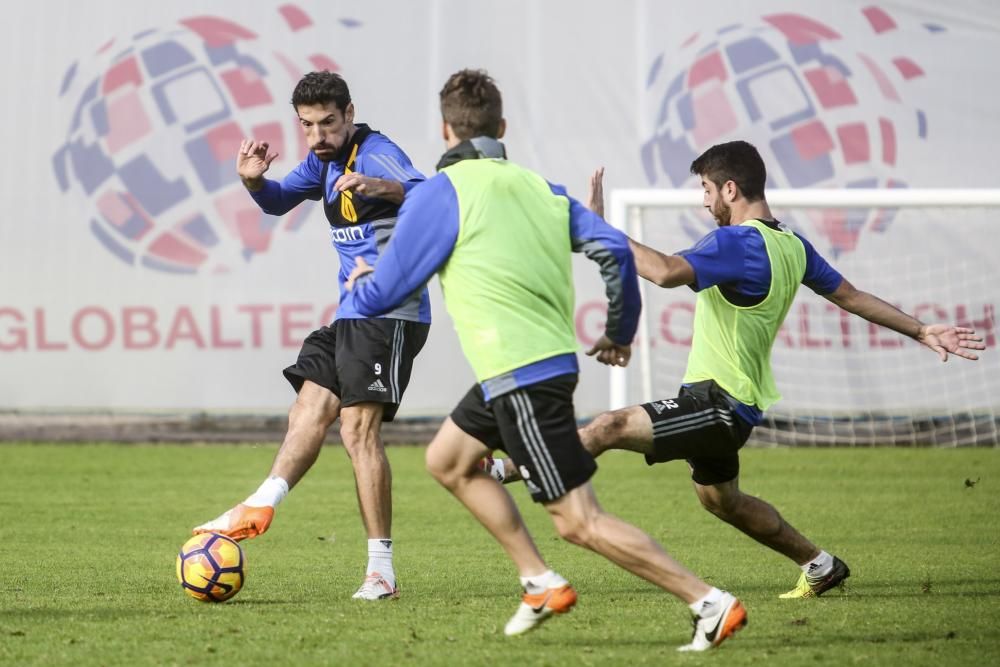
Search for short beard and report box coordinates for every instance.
[713,200,732,226]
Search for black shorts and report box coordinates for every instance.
[450,374,596,504]
[640,380,754,486]
[283,318,429,422]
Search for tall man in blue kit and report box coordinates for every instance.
[194,71,429,601]
[344,69,747,652]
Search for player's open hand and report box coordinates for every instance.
[917,324,985,362]
[346,256,375,291]
[237,139,279,188]
[586,334,631,367]
[587,167,605,218]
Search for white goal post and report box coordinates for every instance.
[608,188,1000,446]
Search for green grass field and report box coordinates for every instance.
[1,444,998,666]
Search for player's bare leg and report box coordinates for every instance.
[695,478,850,598]
[693,478,817,563]
[427,419,549,574]
[340,402,399,600]
[340,403,391,538]
[546,481,708,600]
[427,418,575,635]
[545,481,746,650]
[194,380,340,541]
[579,406,657,457]
[271,381,342,486]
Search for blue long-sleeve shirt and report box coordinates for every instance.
[249,125,430,322]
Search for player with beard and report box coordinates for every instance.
[193,71,429,601]
[487,140,985,599]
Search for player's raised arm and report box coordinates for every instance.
[586,167,606,219]
[583,167,694,289]
[237,139,279,192]
[823,278,985,362]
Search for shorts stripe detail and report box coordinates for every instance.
[652,408,734,433]
[511,391,565,499]
[652,406,733,428]
[510,392,560,499]
[652,409,734,437]
[654,418,731,439]
[390,321,403,403]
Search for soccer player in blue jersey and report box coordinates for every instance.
[343,69,747,652]
[488,141,985,600]
[193,71,429,601]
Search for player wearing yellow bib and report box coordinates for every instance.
[489,141,985,599]
[345,70,748,652]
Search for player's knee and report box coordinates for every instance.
[551,511,596,547]
[290,383,339,425]
[339,420,380,456]
[580,410,627,453]
[424,448,457,487]
[697,488,739,518]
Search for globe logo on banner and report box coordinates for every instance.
[51,6,360,274]
[642,8,941,255]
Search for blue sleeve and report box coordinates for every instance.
[347,174,459,315]
[358,148,424,186]
[549,182,640,346]
[677,228,748,291]
[249,154,323,216]
[795,232,844,294]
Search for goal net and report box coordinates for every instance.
[608,188,999,446]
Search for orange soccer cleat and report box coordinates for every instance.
[193,503,274,542]
[504,583,578,636]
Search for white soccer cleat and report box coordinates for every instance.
[352,572,399,600]
[677,591,747,652]
[504,583,577,636]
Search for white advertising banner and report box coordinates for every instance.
[1,1,997,417]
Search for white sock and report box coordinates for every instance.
[367,539,395,583]
[801,550,834,578]
[519,570,567,594]
[243,475,289,508]
[488,457,506,483]
[689,587,724,616]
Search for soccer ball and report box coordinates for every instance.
[175,532,246,602]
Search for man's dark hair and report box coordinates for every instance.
[690,140,767,201]
[291,71,351,112]
[439,69,503,140]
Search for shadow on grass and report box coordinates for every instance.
[540,625,1000,652]
[224,598,300,606]
[0,597,301,621]
[0,608,145,621]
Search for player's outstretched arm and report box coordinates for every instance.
[627,239,696,288]
[237,139,279,192]
[824,278,985,361]
[913,323,985,362]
